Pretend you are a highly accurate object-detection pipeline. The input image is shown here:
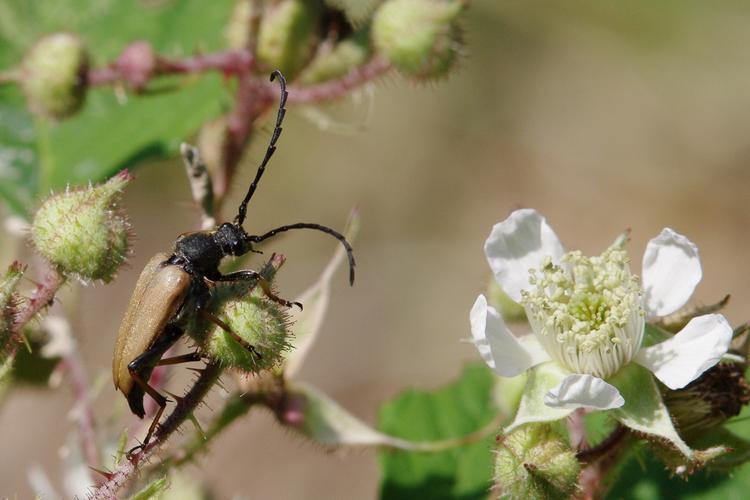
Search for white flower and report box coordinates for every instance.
[470,209,733,449]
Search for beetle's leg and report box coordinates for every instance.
[199,310,263,359]
[125,323,189,454]
[157,352,203,366]
[127,367,168,451]
[217,270,303,310]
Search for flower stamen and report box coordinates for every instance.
[521,246,644,378]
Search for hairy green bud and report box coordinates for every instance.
[494,425,580,500]
[21,33,88,119]
[372,0,464,80]
[0,262,25,361]
[300,27,372,84]
[226,0,254,50]
[31,171,132,283]
[256,0,323,79]
[189,283,291,373]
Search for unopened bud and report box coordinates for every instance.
[21,33,89,119]
[226,0,254,50]
[494,425,580,500]
[189,283,291,373]
[115,41,156,92]
[256,0,323,79]
[31,171,132,283]
[300,28,372,84]
[0,262,25,360]
[372,0,464,80]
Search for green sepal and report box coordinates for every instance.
[610,363,692,458]
[505,362,573,432]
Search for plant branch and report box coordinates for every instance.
[87,48,253,88]
[286,56,392,104]
[10,264,64,355]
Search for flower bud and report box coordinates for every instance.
[31,171,132,283]
[226,0,254,50]
[20,33,89,119]
[0,262,25,360]
[189,283,291,373]
[300,28,372,84]
[662,362,750,436]
[115,41,156,93]
[494,425,580,500]
[372,0,464,80]
[256,0,323,79]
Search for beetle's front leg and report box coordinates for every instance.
[217,270,303,310]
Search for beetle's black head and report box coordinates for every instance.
[214,222,252,257]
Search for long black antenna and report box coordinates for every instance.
[234,70,288,226]
[249,223,356,285]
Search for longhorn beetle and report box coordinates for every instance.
[112,70,355,450]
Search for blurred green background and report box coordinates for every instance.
[3,0,750,498]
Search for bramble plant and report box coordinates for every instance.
[2,1,750,500]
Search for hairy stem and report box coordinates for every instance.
[10,265,64,354]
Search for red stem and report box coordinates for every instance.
[287,56,392,104]
[62,349,100,467]
[10,266,63,351]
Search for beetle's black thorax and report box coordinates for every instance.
[172,231,223,277]
[170,223,251,278]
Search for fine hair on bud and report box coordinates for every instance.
[494,425,580,500]
[188,281,292,373]
[372,0,465,81]
[31,171,133,283]
[20,32,89,119]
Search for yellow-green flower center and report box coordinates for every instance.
[521,246,644,378]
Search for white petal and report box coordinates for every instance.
[544,374,625,410]
[470,295,549,377]
[642,228,702,317]
[484,209,565,302]
[635,314,733,390]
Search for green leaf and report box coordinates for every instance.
[0,86,38,215]
[0,0,236,214]
[377,363,500,500]
[610,363,692,458]
[506,361,572,432]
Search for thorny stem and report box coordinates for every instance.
[9,265,64,355]
[286,56,392,104]
[87,50,254,87]
[577,425,629,500]
[88,362,223,500]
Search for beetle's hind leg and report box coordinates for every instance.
[125,325,202,456]
[217,269,302,310]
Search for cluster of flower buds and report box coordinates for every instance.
[31,171,133,283]
[6,0,467,120]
